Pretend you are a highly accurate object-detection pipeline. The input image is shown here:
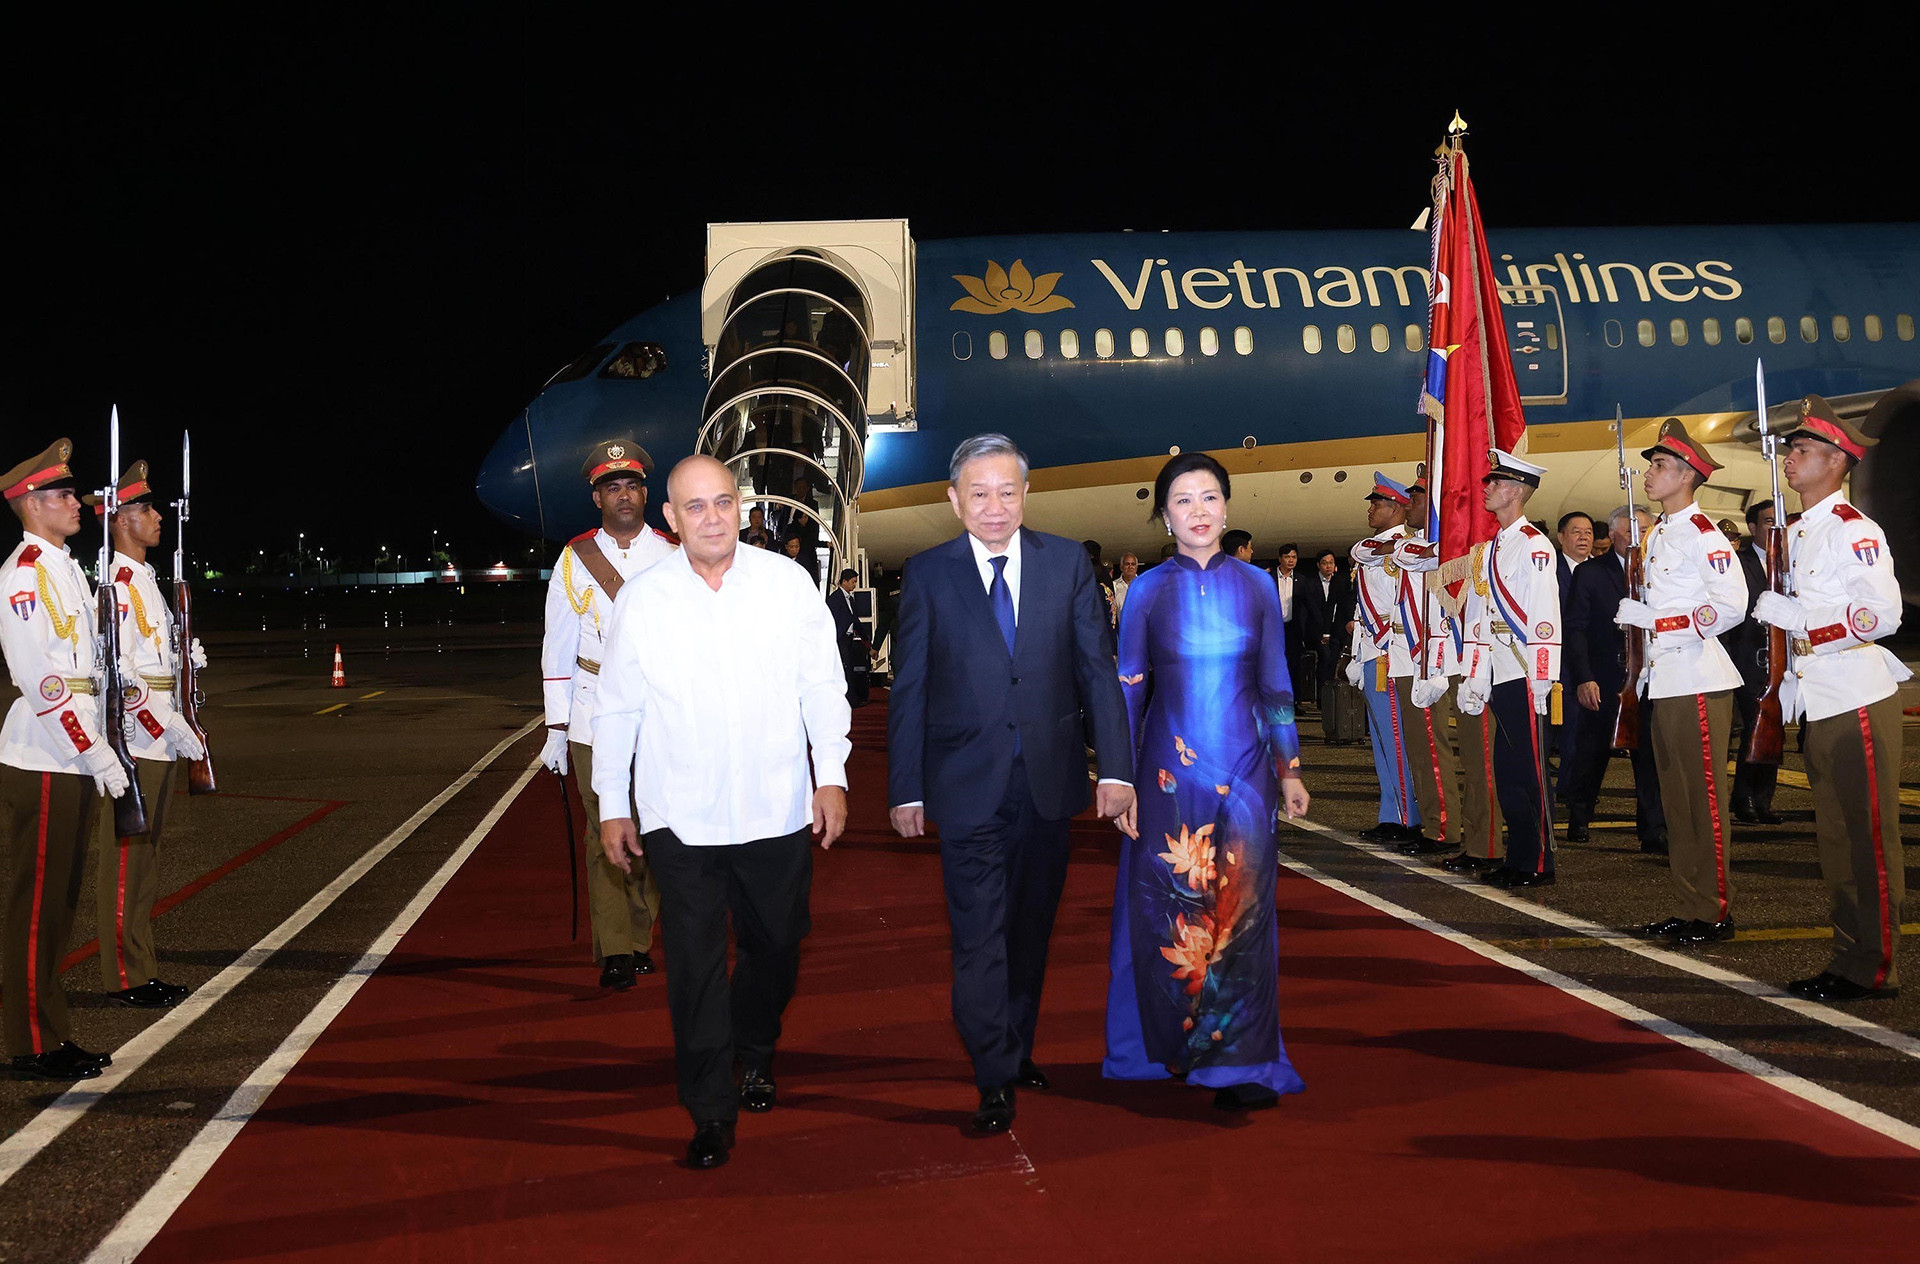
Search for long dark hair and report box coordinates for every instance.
[1151,451,1231,521]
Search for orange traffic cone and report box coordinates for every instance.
[331,644,346,688]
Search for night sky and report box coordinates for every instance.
[11,17,1911,573]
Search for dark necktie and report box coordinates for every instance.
[989,555,1016,656]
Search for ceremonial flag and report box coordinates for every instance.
[1419,123,1529,621]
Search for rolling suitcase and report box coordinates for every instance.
[1320,655,1368,745]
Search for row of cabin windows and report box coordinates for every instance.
[974,323,1472,361]
[1619,313,1915,348]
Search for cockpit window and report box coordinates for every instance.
[544,342,617,388]
[600,341,668,379]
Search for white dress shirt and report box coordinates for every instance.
[1275,570,1294,622]
[590,543,851,846]
[967,530,1021,620]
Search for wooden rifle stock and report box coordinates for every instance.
[1610,545,1646,750]
[99,580,151,836]
[174,577,217,793]
[1743,525,1789,766]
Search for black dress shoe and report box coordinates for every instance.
[1356,824,1399,844]
[1439,851,1497,874]
[1788,973,1898,1003]
[1494,868,1556,888]
[150,979,191,1001]
[1731,796,1759,824]
[1634,917,1689,939]
[1672,918,1735,946]
[1015,1059,1050,1090]
[1564,819,1590,843]
[599,954,637,990]
[686,1120,736,1169]
[632,952,656,976]
[1213,1083,1280,1112]
[739,1068,776,1113]
[1752,807,1783,825]
[968,1086,1015,1135]
[107,980,182,1009]
[1396,835,1454,856]
[11,1049,101,1082]
[59,1041,111,1070]
[1639,834,1669,855]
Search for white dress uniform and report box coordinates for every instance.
[1638,501,1748,700]
[107,552,188,762]
[1779,490,1908,723]
[1349,526,1416,680]
[1,534,106,774]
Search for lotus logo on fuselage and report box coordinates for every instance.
[951,260,1074,314]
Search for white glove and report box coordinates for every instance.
[1343,657,1363,688]
[1531,679,1554,716]
[1613,598,1657,630]
[189,637,208,669]
[81,745,129,799]
[1457,680,1488,716]
[164,712,206,762]
[1753,591,1808,632]
[540,729,571,776]
[1410,676,1448,709]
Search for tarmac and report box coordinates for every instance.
[0,608,1915,1261]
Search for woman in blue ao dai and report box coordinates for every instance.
[1103,453,1311,1111]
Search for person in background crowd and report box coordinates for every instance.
[1552,512,1595,800]
[1564,506,1667,852]
[827,568,871,708]
[1083,539,1116,626]
[739,506,772,550]
[1274,542,1303,705]
[1729,499,1780,824]
[1112,551,1139,622]
[781,531,820,586]
[1718,518,1744,546]
[1222,529,1254,563]
[1297,548,1348,693]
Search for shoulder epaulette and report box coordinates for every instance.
[1690,513,1717,534]
[653,527,681,546]
[114,566,133,584]
[567,529,598,546]
[1832,502,1864,522]
[1519,524,1543,539]
[18,545,40,566]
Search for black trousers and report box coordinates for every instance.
[643,825,813,1126]
[1731,682,1778,811]
[940,758,1070,1089]
[1490,679,1555,875]
[1567,694,1668,841]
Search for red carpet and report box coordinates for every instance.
[140,703,1920,1263]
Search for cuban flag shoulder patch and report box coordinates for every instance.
[1531,550,1552,572]
[1853,539,1881,566]
[9,589,34,621]
[1707,550,1732,574]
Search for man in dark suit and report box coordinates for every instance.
[1564,506,1666,850]
[826,568,871,707]
[1553,512,1595,798]
[1729,499,1780,823]
[888,433,1133,1136]
[1296,547,1350,691]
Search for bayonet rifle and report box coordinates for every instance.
[1610,406,1646,751]
[98,406,151,836]
[1744,360,1788,766]
[173,430,216,793]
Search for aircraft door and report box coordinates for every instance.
[1500,284,1569,405]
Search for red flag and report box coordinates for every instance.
[1422,143,1529,616]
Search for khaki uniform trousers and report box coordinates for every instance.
[1455,702,1505,860]
[94,757,174,991]
[571,742,660,964]
[1650,688,1735,924]
[3,764,98,1056]
[1804,694,1905,989]
[1397,676,1461,847]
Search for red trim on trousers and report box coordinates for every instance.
[1856,707,1894,988]
[1480,711,1501,859]
[1524,702,1552,873]
[115,841,131,989]
[28,773,50,1054]
[1387,684,1409,824]
[1694,693,1729,920]
[1421,706,1449,837]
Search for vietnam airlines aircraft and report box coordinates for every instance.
[476,222,1920,597]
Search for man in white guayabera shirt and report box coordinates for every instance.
[592,455,851,1172]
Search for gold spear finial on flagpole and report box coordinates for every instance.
[1448,110,1467,135]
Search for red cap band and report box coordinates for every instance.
[3,463,71,500]
[1797,415,1866,460]
[588,458,644,483]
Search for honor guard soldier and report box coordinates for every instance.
[540,439,676,989]
[1401,479,1506,872]
[1388,478,1460,857]
[1346,472,1424,846]
[84,462,206,1008]
[1756,396,1906,1001]
[1455,449,1560,888]
[1616,420,1750,945]
[1,440,126,1080]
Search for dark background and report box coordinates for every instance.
[9,16,1912,574]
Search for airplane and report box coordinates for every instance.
[476,221,1920,596]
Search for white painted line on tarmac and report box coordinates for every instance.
[1271,847,1920,1153]
[0,716,543,1193]
[1282,815,1920,1063]
[85,756,542,1264]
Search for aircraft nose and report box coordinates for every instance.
[476,416,543,535]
